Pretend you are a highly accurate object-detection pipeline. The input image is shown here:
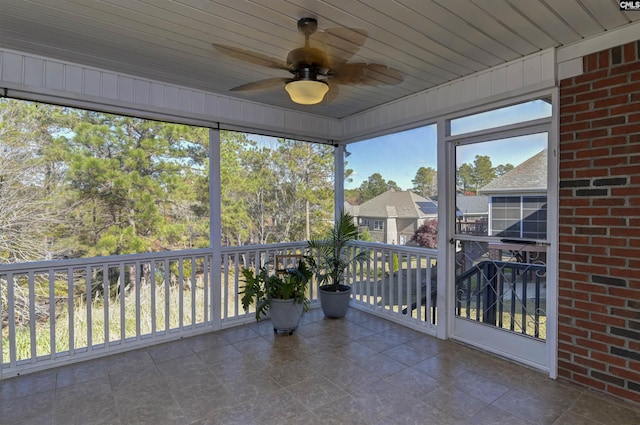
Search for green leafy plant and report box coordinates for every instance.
[239,260,312,321]
[307,209,369,292]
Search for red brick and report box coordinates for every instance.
[592,217,627,226]
[591,256,626,267]
[576,168,609,178]
[612,308,640,320]
[576,147,610,158]
[559,235,590,245]
[599,50,610,69]
[575,109,610,122]
[576,319,608,332]
[594,95,630,109]
[558,359,588,375]
[563,83,592,95]
[574,207,609,216]
[610,103,640,115]
[593,198,625,207]
[559,288,589,300]
[591,237,628,247]
[560,158,591,167]
[612,144,640,155]
[575,300,609,313]
[611,165,640,176]
[562,103,591,114]
[611,81,640,95]
[562,121,592,133]
[610,228,640,239]
[591,332,626,346]
[610,62,640,76]
[623,42,637,62]
[589,312,626,326]
[575,245,608,255]
[591,136,627,147]
[611,206,640,215]
[593,116,627,129]
[611,188,640,197]
[593,75,628,89]
[560,77,575,87]
[591,351,628,368]
[628,259,640,270]
[559,341,588,357]
[575,282,607,294]
[608,387,640,404]
[609,287,640,299]
[576,68,607,83]
[562,140,591,151]
[609,267,637,280]
[612,124,640,135]
[593,156,628,167]
[575,354,607,371]
[559,323,590,337]
[576,129,609,140]
[560,198,590,207]
[610,247,640,257]
[575,337,608,352]
[558,308,590,321]
[573,374,606,391]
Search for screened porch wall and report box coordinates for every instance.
[0,48,340,144]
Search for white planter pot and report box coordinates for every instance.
[269,298,304,334]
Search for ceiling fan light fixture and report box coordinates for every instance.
[285,79,329,105]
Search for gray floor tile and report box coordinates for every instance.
[1,309,639,425]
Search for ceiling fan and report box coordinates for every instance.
[213,18,403,105]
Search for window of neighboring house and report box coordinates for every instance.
[373,220,384,230]
[360,218,369,227]
[490,196,547,240]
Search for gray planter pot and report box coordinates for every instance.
[318,285,352,318]
[269,298,304,334]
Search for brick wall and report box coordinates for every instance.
[558,40,640,404]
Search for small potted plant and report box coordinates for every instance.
[240,259,312,334]
[307,209,369,318]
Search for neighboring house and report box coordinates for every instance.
[478,149,547,240]
[455,194,489,236]
[348,190,437,245]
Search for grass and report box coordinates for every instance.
[2,278,226,362]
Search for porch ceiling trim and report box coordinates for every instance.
[0,47,341,143]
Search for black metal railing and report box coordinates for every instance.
[455,260,546,339]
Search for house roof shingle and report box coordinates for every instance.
[478,149,547,194]
[353,190,438,219]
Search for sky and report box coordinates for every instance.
[345,100,551,190]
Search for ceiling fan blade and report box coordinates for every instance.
[323,80,340,103]
[331,63,404,86]
[229,78,289,92]
[313,27,368,67]
[213,44,290,71]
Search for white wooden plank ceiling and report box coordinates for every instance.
[0,0,637,119]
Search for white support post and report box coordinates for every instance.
[334,144,345,217]
[209,128,222,329]
[436,117,451,340]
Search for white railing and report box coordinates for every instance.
[347,242,438,332]
[1,242,437,378]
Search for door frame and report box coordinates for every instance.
[436,89,559,377]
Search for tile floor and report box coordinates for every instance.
[1,308,640,424]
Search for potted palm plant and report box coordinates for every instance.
[240,259,312,334]
[307,209,368,318]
